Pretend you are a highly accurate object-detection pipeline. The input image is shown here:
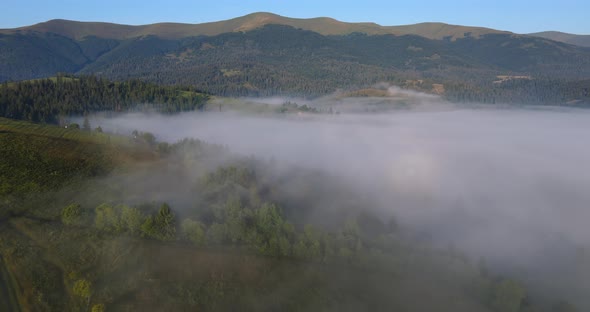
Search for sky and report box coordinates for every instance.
[1,0,589,34]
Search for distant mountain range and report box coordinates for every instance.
[3,12,587,44]
[528,31,590,48]
[1,12,589,104]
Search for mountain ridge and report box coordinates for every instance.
[2,13,590,105]
[528,31,590,47]
[4,12,589,47]
[0,12,512,41]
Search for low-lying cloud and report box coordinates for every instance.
[90,102,590,307]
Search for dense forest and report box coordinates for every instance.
[0,75,208,123]
[2,24,590,104]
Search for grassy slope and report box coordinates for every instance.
[0,119,155,311]
[0,118,151,197]
[529,31,590,47]
[385,22,510,40]
[0,12,509,40]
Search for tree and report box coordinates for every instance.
[141,216,156,238]
[252,203,291,257]
[141,203,176,241]
[68,123,80,130]
[294,224,322,260]
[154,203,176,240]
[120,205,143,235]
[340,218,362,254]
[61,203,82,226]
[140,132,156,146]
[223,198,249,244]
[95,203,120,232]
[181,219,206,246]
[73,278,92,299]
[91,304,105,312]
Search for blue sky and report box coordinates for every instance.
[1,0,589,34]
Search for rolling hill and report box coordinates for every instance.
[0,12,509,40]
[1,12,590,104]
[529,31,590,48]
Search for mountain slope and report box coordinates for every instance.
[1,14,590,104]
[529,31,590,47]
[385,22,509,40]
[0,12,509,40]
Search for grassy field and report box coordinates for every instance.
[0,118,155,198]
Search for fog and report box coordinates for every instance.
[90,103,590,306]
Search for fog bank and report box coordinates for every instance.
[92,106,590,306]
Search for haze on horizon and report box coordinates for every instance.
[1,0,589,35]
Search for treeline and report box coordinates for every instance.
[72,25,590,100]
[60,164,373,262]
[58,163,578,312]
[0,75,209,123]
[443,78,590,106]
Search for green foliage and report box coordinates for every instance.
[337,218,363,260]
[2,24,590,104]
[95,203,120,232]
[294,225,322,260]
[73,278,92,299]
[140,216,156,238]
[155,203,176,240]
[203,166,256,189]
[181,219,206,246]
[141,203,176,241]
[91,303,105,312]
[120,205,143,235]
[0,75,208,123]
[95,203,145,235]
[61,203,82,225]
[0,118,141,197]
[252,203,292,257]
[140,132,156,146]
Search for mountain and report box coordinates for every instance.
[0,12,509,40]
[529,31,590,47]
[1,13,590,104]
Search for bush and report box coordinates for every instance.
[73,279,92,299]
[61,203,82,225]
[181,219,207,246]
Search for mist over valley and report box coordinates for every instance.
[1,6,590,312]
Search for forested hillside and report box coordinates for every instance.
[2,19,590,104]
[0,75,208,123]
